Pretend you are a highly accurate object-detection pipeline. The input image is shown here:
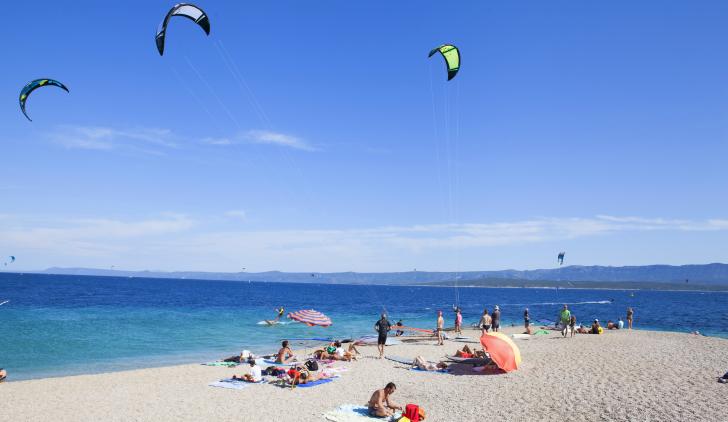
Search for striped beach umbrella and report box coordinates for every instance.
[287,309,332,327]
[480,331,522,372]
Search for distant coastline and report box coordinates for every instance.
[7,263,728,291]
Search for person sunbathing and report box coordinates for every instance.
[455,345,475,358]
[286,366,333,386]
[413,356,449,371]
[331,341,357,361]
[368,382,402,417]
[276,340,295,364]
[231,359,262,382]
[313,349,332,360]
[576,324,590,334]
[0,368,6,382]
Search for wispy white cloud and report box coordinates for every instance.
[49,125,178,152]
[202,137,233,146]
[3,214,728,272]
[245,130,317,151]
[224,210,247,220]
[200,130,317,151]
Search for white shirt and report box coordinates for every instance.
[336,347,345,358]
[249,365,262,382]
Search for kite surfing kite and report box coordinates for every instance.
[557,252,565,265]
[19,79,69,121]
[156,3,210,55]
[428,44,460,81]
[4,256,15,266]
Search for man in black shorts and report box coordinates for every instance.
[374,313,391,359]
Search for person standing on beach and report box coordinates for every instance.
[559,305,571,337]
[478,309,492,334]
[524,308,531,334]
[626,307,634,329]
[374,314,391,359]
[492,306,501,332]
[454,308,463,335]
[436,311,444,345]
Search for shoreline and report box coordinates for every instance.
[2,327,727,421]
[6,323,728,383]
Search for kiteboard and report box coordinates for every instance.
[0,300,9,306]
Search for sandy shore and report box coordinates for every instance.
[2,327,727,421]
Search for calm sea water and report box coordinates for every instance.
[1,273,726,380]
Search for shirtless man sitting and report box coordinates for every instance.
[276,340,295,364]
[368,382,402,417]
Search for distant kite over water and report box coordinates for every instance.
[4,256,15,266]
[19,79,69,121]
[428,44,460,81]
[557,252,565,266]
[156,3,211,55]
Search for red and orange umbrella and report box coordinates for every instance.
[480,332,522,372]
[287,309,332,327]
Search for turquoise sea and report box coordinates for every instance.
[1,273,726,380]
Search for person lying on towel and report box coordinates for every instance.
[413,356,449,371]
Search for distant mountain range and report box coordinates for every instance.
[35,263,728,288]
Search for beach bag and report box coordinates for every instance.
[404,404,421,422]
[304,359,319,371]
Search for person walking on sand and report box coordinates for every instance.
[569,314,577,337]
[626,307,634,329]
[492,305,501,332]
[478,309,492,334]
[436,310,445,345]
[559,304,571,337]
[374,313,391,359]
[454,307,463,335]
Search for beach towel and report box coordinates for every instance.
[384,355,413,365]
[202,361,238,367]
[445,355,492,365]
[323,405,399,421]
[208,379,251,390]
[410,367,448,374]
[263,359,299,366]
[534,330,550,335]
[296,378,334,388]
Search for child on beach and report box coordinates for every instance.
[569,315,576,337]
[455,308,463,335]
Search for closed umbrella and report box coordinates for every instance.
[288,309,332,327]
[480,331,521,372]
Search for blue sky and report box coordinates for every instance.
[2,0,728,272]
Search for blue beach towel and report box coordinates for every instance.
[410,367,449,374]
[297,378,334,388]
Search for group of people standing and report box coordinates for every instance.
[477,306,501,334]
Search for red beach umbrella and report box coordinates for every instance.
[287,309,332,327]
[480,332,522,372]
